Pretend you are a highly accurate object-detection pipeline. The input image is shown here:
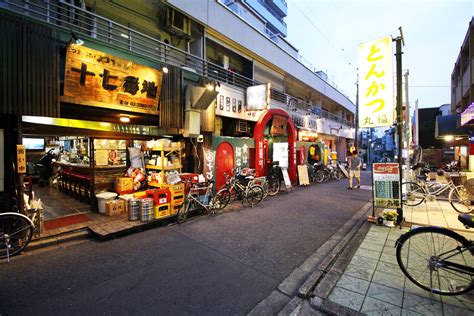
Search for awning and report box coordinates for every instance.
[435,114,470,139]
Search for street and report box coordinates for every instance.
[1,173,371,315]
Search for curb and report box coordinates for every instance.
[28,228,91,251]
[248,201,372,315]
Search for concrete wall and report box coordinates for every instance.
[167,0,355,113]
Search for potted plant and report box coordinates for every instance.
[381,210,398,227]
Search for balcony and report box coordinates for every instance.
[1,0,352,127]
[244,0,287,36]
[265,0,287,17]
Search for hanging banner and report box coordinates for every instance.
[203,147,215,181]
[62,45,163,115]
[358,36,394,128]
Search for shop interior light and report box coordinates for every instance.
[162,66,169,74]
[444,135,454,141]
[71,32,84,46]
[120,116,130,123]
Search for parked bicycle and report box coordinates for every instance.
[311,162,326,183]
[402,172,473,214]
[217,171,264,207]
[0,212,35,261]
[177,180,230,224]
[395,213,474,295]
[323,162,342,182]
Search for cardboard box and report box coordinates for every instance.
[115,177,134,194]
[105,199,125,216]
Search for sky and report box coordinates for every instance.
[285,0,473,109]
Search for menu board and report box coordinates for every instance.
[372,163,400,209]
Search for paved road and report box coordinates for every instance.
[0,173,372,315]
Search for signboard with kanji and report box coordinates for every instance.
[358,36,394,128]
[372,163,400,209]
[62,45,163,115]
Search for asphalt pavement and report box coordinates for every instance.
[0,172,372,315]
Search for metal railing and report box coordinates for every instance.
[1,0,353,127]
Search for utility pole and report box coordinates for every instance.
[404,70,410,181]
[394,28,405,226]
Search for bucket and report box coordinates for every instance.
[95,192,118,214]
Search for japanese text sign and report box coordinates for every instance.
[358,36,394,128]
[62,45,163,115]
[372,163,400,209]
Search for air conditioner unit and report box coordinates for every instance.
[164,7,191,39]
[236,120,249,133]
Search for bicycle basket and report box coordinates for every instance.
[446,172,461,186]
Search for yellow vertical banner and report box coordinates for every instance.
[358,36,394,128]
[17,145,26,174]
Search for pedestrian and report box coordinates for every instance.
[347,151,362,189]
[380,153,391,163]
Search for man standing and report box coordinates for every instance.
[348,151,362,189]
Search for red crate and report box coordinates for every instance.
[146,188,171,205]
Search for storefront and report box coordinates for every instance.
[253,109,297,181]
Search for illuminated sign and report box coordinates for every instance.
[246,83,270,111]
[461,103,474,126]
[215,85,261,121]
[358,36,394,128]
[62,45,163,115]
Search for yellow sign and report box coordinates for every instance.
[358,36,394,128]
[62,45,163,115]
[16,145,26,174]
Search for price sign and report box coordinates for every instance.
[372,163,400,209]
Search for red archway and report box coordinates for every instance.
[253,109,297,181]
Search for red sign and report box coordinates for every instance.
[373,163,399,174]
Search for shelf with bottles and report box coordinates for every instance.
[93,138,127,167]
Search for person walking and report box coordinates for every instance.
[347,151,362,189]
[380,153,391,163]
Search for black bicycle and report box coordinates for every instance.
[395,213,474,295]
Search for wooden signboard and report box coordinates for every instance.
[16,145,26,174]
[62,45,163,115]
[297,165,310,186]
[281,167,292,192]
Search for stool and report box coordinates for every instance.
[76,174,91,203]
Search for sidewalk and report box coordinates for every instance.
[316,195,474,316]
[325,225,474,315]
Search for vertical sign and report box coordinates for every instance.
[372,163,400,209]
[203,148,215,181]
[273,142,289,168]
[17,145,26,174]
[358,36,394,128]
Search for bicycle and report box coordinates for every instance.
[395,213,474,295]
[402,172,473,214]
[177,180,230,224]
[0,212,34,261]
[217,172,264,207]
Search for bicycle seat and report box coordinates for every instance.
[458,213,474,228]
[245,176,254,180]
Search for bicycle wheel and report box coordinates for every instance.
[396,227,474,295]
[315,170,325,183]
[213,188,231,211]
[267,179,280,196]
[335,170,342,181]
[176,200,190,224]
[402,182,426,206]
[449,185,473,214]
[0,213,34,259]
[245,185,264,207]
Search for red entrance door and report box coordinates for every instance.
[215,142,234,190]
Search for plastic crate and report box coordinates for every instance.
[170,204,181,215]
[154,203,170,219]
[146,188,171,205]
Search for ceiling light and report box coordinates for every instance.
[120,33,130,39]
[120,116,130,123]
[162,66,169,74]
[444,135,454,141]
